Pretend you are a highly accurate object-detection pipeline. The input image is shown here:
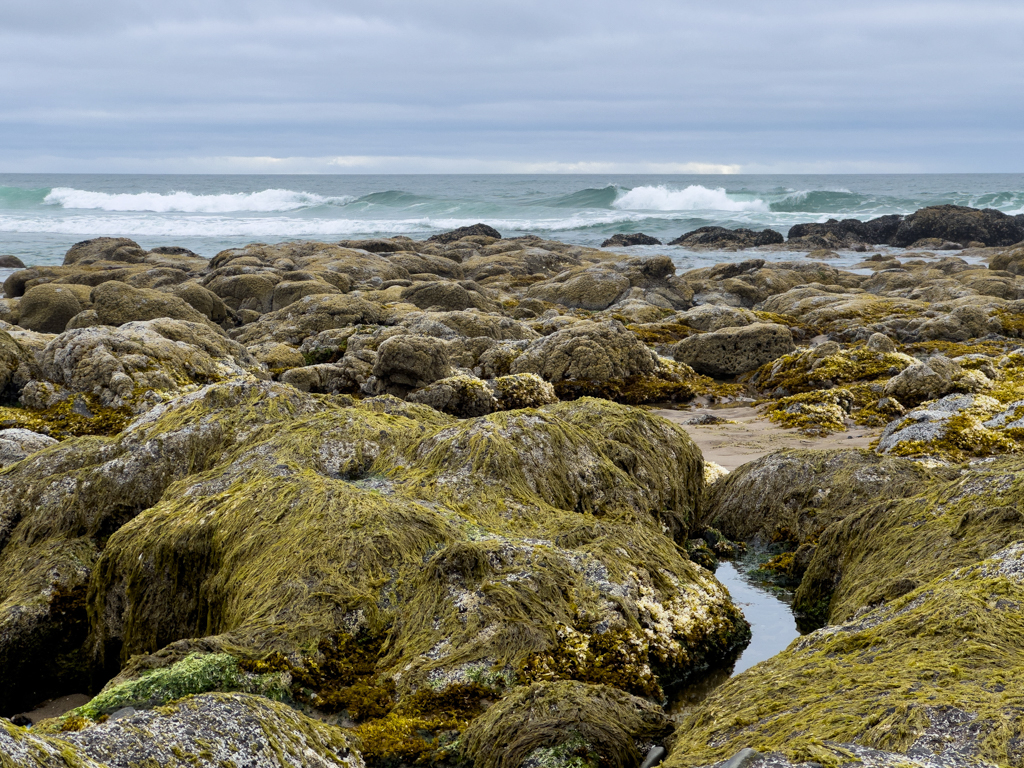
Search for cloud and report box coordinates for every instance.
[1,0,1022,171]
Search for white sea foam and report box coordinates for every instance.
[612,184,769,212]
[43,188,354,213]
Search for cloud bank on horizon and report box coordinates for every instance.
[2,0,1022,173]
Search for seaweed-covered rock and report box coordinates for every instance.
[427,223,502,244]
[601,233,663,248]
[667,543,1024,768]
[462,681,672,768]
[18,692,362,768]
[876,393,1012,459]
[0,427,57,467]
[406,374,497,417]
[232,294,383,346]
[369,334,452,395]
[794,455,1024,625]
[19,283,90,333]
[88,280,216,328]
[511,320,658,383]
[706,449,950,547]
[669,227,783,248]
[674,323,795,377]
[71,390,743,742]
[527,270,630,311]
[64,237,148,266]
[881,355,985,405]
[21,319,263,412]
[490,373,558,410]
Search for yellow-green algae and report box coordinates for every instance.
[794,455,1024,626]
[665,544,1024,768]
[462,680,672,768]
[15,384,748,764]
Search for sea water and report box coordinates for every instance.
[1,173,1022,267]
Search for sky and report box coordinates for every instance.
[1,0,1023,174]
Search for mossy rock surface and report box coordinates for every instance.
[0,378,748,763]
[706,449,955,548]
[794,455,1024,626]
[666,543,1024,768]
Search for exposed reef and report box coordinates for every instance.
[1,210,1023,767]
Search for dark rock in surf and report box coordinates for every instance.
[427,223,502,244]
[601,233,663,248]
[669,227,783,248]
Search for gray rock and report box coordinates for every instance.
[511,320,658,383]
[0,428,58,467]
[673,322,795,377]
[369,334,452,395]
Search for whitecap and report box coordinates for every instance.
[43,188,355,213]
[612,185,769,213]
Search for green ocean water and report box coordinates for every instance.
[1,173,1022,266]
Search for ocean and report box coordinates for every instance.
[1,173,1023,269]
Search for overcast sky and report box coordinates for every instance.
[2,0,1022,173]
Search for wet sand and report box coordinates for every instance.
[12,693,91,725]
[653,403,882,471]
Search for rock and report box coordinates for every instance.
[231,294,383,347]
[489,373,558,410]
[407,374,497,417]
[706,449,952,547]
[271,279,342,310]
[369,334,452,395]
[667,543,1024,768]
[386,251,466,279]
[204,273,277,313]
[865,331,896,353]
[168,283,233,325]
[876,393,1008,459]
[88,281,217,328]
[0,428,58,467]
[527,270,630,311]
[881,355,971,404]
[279,363,358,395]
[511,320,658,383]
[640,745,668,768]
[400,280,497,312]
[22,319,263,412]
[18,283,90,333]
[890,205,1024,247]
[988,245,1024,275]
[63,237,148,266]
[0,255,26,269]
[426,223,502,244]
[673,323,795,377]
[57,693,361,768]
[248,341,304,370]
[461,681,673,768]
[669,227,783,248]
[601,233,663,248]
[805,248,840,260]
[679,304,757,332]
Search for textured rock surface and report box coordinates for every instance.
[674,323,795,377]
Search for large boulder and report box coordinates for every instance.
[673,322,795,377]
[667,542,1024,768]
[881,354,980,405]
[399,280,497,312]
[706,449,950,547]
[18,283,91,333]
[21,319,263,412]
[63,237,148,266]
[527,270,630,310]
[669,227,783,248]
[1,693,361,768]
[426,223,501,244]
[87,281,216,328]
[890,205,1024,247]
[511,320,658,383]
[601,232,662,248]
[232,294,383,346]
[369,334,453,395]
[406,374,497,417]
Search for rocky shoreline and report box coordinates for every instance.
[0,205,1023,768]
